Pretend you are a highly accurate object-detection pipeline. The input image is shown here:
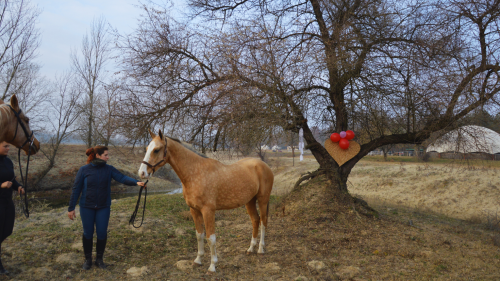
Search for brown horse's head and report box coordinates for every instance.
[7,95,40,155]
[138,129,168,179]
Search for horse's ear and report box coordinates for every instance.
[10,94,19,110]
[0,99,4,104]
[158,129,164,140]
[148,128,156,139]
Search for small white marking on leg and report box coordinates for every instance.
[247,237,257,253]
[258,223,265,254]
[207,234,217,272]
[194,232,205,265]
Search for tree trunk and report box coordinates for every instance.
[300,122,353,204]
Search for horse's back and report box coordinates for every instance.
[235,157,273,193]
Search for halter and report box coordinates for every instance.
[8,105,36,218]
[140,139,168,173]
[8,106,35,149]
[130,138,168,228]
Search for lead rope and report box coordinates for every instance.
[130,139,167,228]
[17,141,32,218]
[129,179,148,228]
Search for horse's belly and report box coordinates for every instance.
[215,183,258,210]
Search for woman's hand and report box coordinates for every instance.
[137,182,146,189]
[1,181,12,188]
[68,211,76,220]
[18,186,24,194]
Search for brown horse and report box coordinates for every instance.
[0,94,40,154]
[138,130,274,273]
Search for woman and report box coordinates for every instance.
[0,141,25,275]
[68,145,145,270]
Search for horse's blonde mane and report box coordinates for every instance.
[0,102,13,132]
[167,136,208,159]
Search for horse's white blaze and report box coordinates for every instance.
[258,223,265,254]
[194,231,205,265]
[247,237,257,253]
[207,234,217,272]
[138,141,156,178]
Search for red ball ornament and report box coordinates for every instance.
[330,133,341,143]
[345,130,355,140]
[339,138,350,150]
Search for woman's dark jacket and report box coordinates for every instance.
[68,162,138,212]
[0,155,21,202]
[0,155,21,243]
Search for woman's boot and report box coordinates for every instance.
[82,235,93,270]
[95,238,107,269]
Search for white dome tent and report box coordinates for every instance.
[426,125,500,155]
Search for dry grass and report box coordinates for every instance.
[348,159,500,222]
[2,148,500,280]
[2,174,499,280]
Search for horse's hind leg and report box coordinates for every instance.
[190,208,205,265]
[245,197,260,253]
[257,198,269,254]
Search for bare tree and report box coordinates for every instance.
[92,80,122,146]
[36,72,81,188]
[0,0,41,101]
[119,0,500,206]
[72,16,111,147]
[8,63,50,128]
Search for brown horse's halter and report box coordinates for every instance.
[129,138,168,228]
[140,140,168,172]
[8,105,35,218]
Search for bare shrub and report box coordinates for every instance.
[13,195,50,218]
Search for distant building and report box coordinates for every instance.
[426,125,500,160]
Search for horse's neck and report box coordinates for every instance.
[0,104,13,143]
[166,139,210,185]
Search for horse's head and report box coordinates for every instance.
[138,129,168,179]
[7,95,40,155]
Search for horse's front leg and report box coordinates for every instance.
[201,208,217,273]
[190,208,205,265]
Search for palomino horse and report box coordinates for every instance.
[0,94,40,154]
[138,129,274,273]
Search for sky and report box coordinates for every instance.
[33,0,186,79]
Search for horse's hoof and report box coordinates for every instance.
[246,251,253,255]
[193,262,202,267]
[207,264,216,273]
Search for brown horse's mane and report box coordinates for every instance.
[168,136,181,143]
[167,136,208,159]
